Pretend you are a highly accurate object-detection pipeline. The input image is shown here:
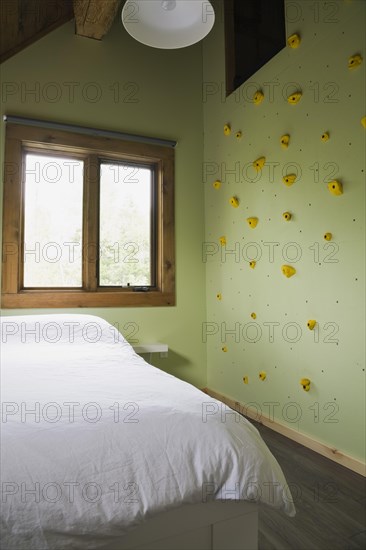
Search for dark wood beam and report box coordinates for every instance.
[73,0,121,40]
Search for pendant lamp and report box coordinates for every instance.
[122,0,215,49]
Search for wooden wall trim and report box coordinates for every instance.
[202,387,366,477]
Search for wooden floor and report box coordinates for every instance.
[253,421,366,550]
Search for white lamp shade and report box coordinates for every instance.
[122,0,215,49]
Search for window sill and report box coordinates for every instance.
[1,290,175,308]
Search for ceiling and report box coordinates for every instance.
[0,0,122,64]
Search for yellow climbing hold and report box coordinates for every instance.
[287,33,301,48]
[280,134,290,149]
[251,312,257,319]
[219,236,226,246]
[249,261,256,269]
[259,371,267,381]
[213,180,221,189]
[222,346,228,352]
[235,131,242,139]
[216,293,222,301]
[287,92,302,104]
[253,157,266,171]
[243,376,249,384]
[361,117,366,128]
[324,232,332,241]
[230,196,239,208]
[282,265,296,278]
[348,54,362,69]
[224,124,231,136]
[321,132,329,142]
[328,180,343,196]
[247,217,258,229]
[283,211,292,221]
[307,320,316,330]
[253,90,264,105]
[283,174,297,186]
[300,378,311,392]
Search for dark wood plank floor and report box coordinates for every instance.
[252,421,366,550]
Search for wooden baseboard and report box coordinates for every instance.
[202,387,366,477]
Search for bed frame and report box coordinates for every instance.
[103,501,258,550]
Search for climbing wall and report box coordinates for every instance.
[203,0,365,461]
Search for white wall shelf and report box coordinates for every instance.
[132,343,168,358]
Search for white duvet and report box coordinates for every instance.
[0,314,295,549]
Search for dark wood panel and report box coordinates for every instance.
[224,0,286,96]
[0,0,74,63]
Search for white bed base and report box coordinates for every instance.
[103,501,258,550]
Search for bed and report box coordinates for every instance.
[0,314,295,549]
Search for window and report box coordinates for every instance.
[23,152,84,288]
[1,123,175,308]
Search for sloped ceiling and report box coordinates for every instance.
[0,0,122,64]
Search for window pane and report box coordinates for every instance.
[99,163,152,287]
[23,154,83,287]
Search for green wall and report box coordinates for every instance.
[0,17,207,387]
[203,0,365,461]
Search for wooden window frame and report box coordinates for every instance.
[1,123,175,308]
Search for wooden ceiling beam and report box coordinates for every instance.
[73,0,122,40]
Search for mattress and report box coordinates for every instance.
[0,314,295,549]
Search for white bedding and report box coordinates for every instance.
[0,314,295,549]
